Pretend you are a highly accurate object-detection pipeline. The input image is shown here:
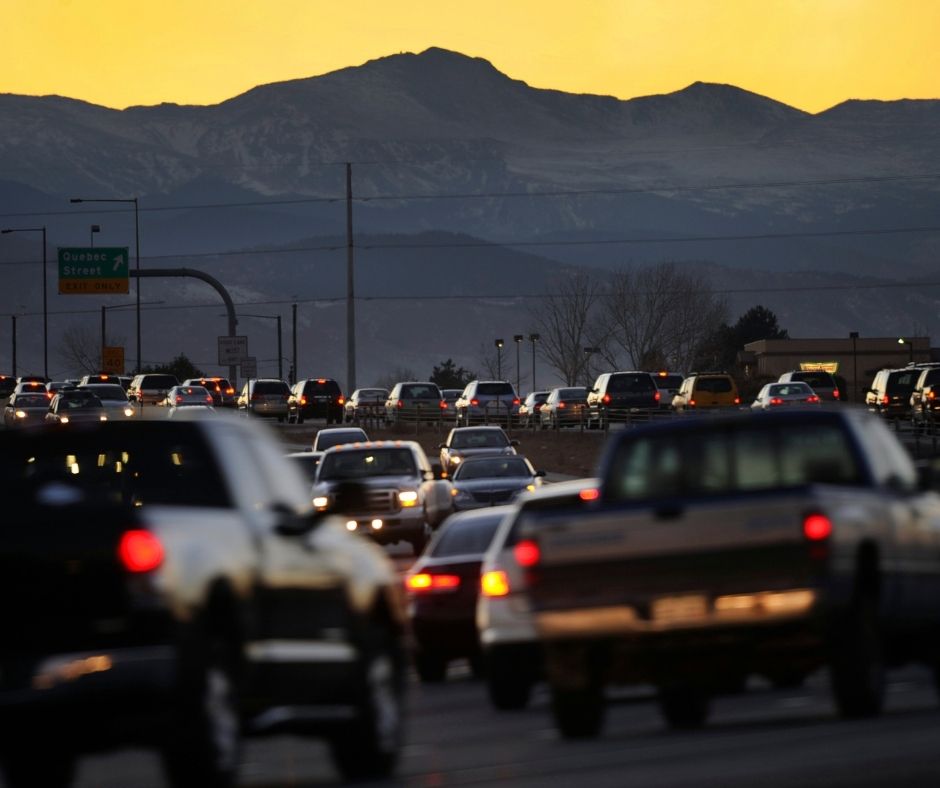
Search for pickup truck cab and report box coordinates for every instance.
[0,416,407,786]
[521,408,940,738]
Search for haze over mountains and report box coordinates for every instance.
[1,47,938,384]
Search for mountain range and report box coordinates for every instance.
[1,47,938,385]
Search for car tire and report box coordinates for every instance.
[330,626,404,781]
[162,638,241,788]
[658,685,710,729]
[415,650,448,683]
[830,596,884,718]
[0,749,75,788]
[551,680,605,739]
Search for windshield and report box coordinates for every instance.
[768,383,812,397]
[695,377,733,393]
[13,394,47,407]
[557,388,587,400]
[318,448,416,480]
[450,429,510,449]
[477,383,514,396]
[791,372,835,388]
[315,430,367,450]
[82,384,127,400]
[400,384,440,399]
[431,515,504,557]
[454,457,531,480]
[607,374,654,393]
[60,393,103,409]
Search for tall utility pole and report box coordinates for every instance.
[10,315,16,376]
[514,335,524,393]
[346,163,356,393]
[1,226,47,378]
[292,303,298,384]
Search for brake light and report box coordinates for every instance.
[514,539,540,568]
[397,400,403,408]
[317,378,326,384]
[769,397,784,406]
[512,398,520,406]
[558,401,566,409]
[481,570,510,597]
[406,573,461,593]
[579,487,600,501]
[929,390,936,400]
[807,395,820,404]
[881,394,889,406]
[225,388,234,395]
[733,397,741,405]
[118,530,164,573]
[802,513,833,542]
[206,395,213,404]
[832,389,840,399]
[689,399,696,407]
[602,394,610,404]
[175,395,183,404]
[654,390,661,402]
[300,395,307,405]
[439,400,447,409]
[470,399,479,406]
[337,396,345,405]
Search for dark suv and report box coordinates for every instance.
[586,371,660,427]
[290,378,345,424]
[866,367,920,420]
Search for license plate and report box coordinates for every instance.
[651,594,708,622]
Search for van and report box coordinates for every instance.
[671,373,740,412]
[866,368,919,420]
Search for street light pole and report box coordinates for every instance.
[849,332,859,402]
[235,314,284,379]
[513,335,524,393]
[529,334,540,390]
[101,300,165,372]
[2,226,47,378]
[10,315,16,376]
[71,198,140,373]
[899,337,914,364]
[495,339,504,379]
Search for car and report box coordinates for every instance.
[449,455,544,511]
[866,367,920,420]
[344,387,389,423]
[652,371,685,407]
[45,380,77,397]
[285,450,324,483]
[182,377,236,408]
[127,373,180,408]
[45,389,107,424]
[12,380,47,397]
[237,378,293,421]
[164,385,215,417]
[439,426,519,473]
[405,507,513,682]
[441,389,463,412]
[518,391,549,429]
[290,378,345,424]
[312,440,453,554]
[78,373,122,386]
[0,375,17,400]
[477,479,600,710]
[2,390,49,428]
[750,381,821,409]
[312,426,369,452]
[385,381,446,425]
[909,366,940,429]
[454,380,521,426]
[539,386,588,429]
[586,371,660,427]
[671,372,741,412]
[15,375,49,385]
[778,370,841,402]
[78,383,137,420]
[0,415,407,785]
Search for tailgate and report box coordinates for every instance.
[524,493,823,635]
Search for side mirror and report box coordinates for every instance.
[535,470,547,477]
[510,440,520,447]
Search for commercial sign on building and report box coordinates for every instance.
[58,247,129,294]
[799,361,839,373]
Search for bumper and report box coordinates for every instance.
[339,509,426,543]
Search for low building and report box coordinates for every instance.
[743,337,933,403]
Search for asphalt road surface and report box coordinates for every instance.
[44,663,940,787]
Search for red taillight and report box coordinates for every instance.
[929,390,936,401]
[512,398,520,406]
[832,389,840,399]
[558,401,566,409]
[470,398,479,406]
[337,396,345,405]
[654,390,661,402]
[807,395,820,404]
[118,530,164,573]
[175,395,183,404]
[481,570,510,597]
[514,539,540,568]
[602,394,610,404]
[225,388,234,395]
[206,395,213,404]
[405,573,461,593]
[803,513,833,542]
[689,399,696,407]
[769,397,784,406]
[578,487,600,501]
[733,397,741,405]
[439,400,447,409]
[397,400,403,408]
[300,395,307,405]
[881,394,889,406]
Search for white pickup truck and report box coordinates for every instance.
[521,408,940,737]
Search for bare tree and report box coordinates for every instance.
[57,323,124,376]
[603,263,726,371]
[529,270,606,386]
[373,366,417,390]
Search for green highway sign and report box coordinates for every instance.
[58,247,129,294]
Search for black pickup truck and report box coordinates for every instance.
[0,416,407,787]
[521,408,940,738]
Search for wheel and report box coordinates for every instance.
[658,685,710,729]
[486,651,534,710]
[162,638,241,788]
[829,597,885,718]
[550,681,605,738]
[1,749,75,788]
[330,626,404,781]
[415,650,448,683]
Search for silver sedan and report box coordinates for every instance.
[449,455,544,511]
[751,382,822,409]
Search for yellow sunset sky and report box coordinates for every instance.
[2,0,938,113]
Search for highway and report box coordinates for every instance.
[57,664,940,786]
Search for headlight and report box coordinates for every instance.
[313,495,330,510]
[123,407,135,417]
[99,415,108,421]
[398,490,419,507]
[14,409,27,419]
[526,484,536,492]
[450,455,461,465]
[453,488,472,502]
